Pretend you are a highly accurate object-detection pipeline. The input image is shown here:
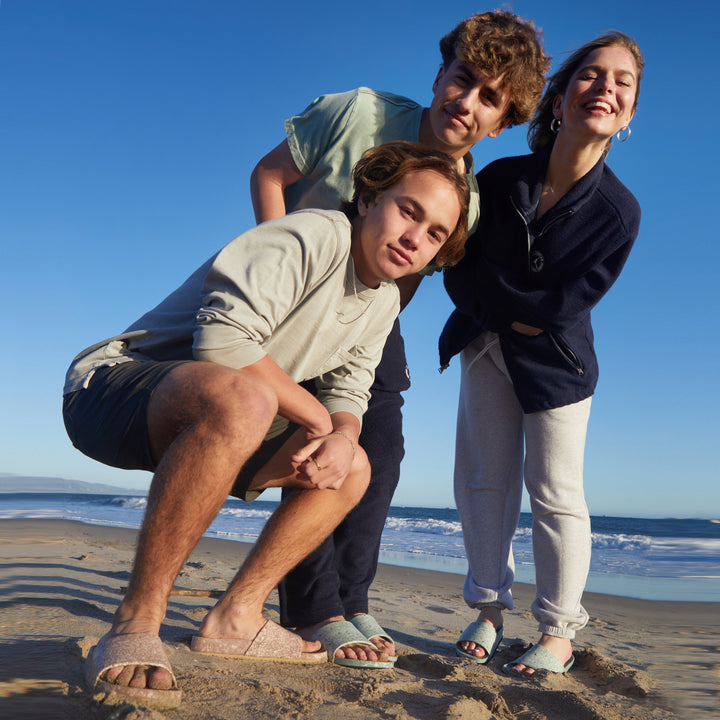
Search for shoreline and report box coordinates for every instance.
[2,518,719,719]
[6,500,719,602]
[376,547,720,604]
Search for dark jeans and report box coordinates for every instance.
[278,319,409,627]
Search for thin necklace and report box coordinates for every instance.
[351,263,359,301]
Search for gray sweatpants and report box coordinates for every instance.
[453,332,591,639]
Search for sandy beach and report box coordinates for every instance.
[1,518,718,720]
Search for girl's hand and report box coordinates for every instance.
[511,321,543,336]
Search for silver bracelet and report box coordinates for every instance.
[331,430,356,458]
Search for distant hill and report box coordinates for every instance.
[0,474,139,495]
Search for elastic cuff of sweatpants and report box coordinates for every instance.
[466,595,514,612]
[537,622,576,640]
[466,601,508,613]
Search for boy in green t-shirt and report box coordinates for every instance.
[251,11,549,667]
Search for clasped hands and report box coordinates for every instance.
[292,429,356,490]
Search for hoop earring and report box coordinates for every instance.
[616,126,631,143]
[550,117,561,133]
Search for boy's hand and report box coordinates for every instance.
[292,432,355,489]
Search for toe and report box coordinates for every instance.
[129,665,150,688]
[462,641,486,659]
[350,644,369,661]
[336,643,376,661]
[102,665,124,684]
[113,664,139,687]
[100,663,173,690]
[147,666,174,690]
[370,636,395,656]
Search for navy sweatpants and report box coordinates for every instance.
[278,319,409,627]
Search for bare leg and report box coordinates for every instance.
[105,364,370,689]
[104,363,282,689]
[245,433,389,663]
[198,444,371,642]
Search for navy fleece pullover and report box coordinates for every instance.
[440,149,641,413]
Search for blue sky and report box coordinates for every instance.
[1,0,717,518]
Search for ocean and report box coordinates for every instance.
[2,492,719,602]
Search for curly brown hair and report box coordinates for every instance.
[528,31,645,156]
[342,142,469,268]
[439,10,550,127]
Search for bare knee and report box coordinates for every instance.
[196,370,278,441]
[149,364,278,460]
[341,447,371,508]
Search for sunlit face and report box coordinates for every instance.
[554,45,638,143]
[352,170,462,288]
[425,58,512,160]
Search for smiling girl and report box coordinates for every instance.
[439,32,644,676]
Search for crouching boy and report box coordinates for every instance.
[62,142,468,705]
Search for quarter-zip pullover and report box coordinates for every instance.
[440,148,640,412]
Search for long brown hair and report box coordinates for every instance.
[528,31,644,156]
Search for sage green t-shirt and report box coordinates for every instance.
[284,87,479,234]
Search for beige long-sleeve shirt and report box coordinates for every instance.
[64,209,399,423]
